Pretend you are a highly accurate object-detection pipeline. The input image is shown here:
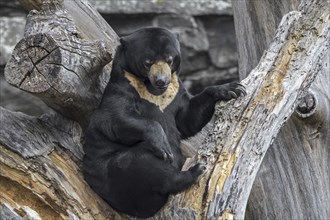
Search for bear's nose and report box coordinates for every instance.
[155,76,167,88]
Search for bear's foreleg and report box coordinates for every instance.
[107,117,174,162]
[176,83,246,138]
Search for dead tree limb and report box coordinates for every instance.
[232,0,330,218]
[1,0,329,219]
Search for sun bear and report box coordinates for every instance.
[83,27,246,218]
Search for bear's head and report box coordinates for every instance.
[120,27,181,93]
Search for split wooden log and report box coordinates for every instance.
[1,0,329,219]
[0,109,117,219]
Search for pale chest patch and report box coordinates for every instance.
[124,71,179,112]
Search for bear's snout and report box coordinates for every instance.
[155,75,169,88]
[149,61,171,90]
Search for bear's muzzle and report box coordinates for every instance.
[148,61,171,90]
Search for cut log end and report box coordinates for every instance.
[5,34,58,93]
[4,0,116,127]
[5,33,112,93]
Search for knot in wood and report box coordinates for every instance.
[295,92,317,118]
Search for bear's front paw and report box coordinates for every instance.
[189,163,207,178]
[207,83,246,102]
[149,143,174,163]
[159,146,174,163]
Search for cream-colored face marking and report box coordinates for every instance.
[124,71,179,112]
[148,61,172,86]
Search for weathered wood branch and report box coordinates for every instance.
[0,134,115,220]
[232,0,330,218]
[1,0,329,219]
[246,60,330,218]
[5,0,118,128]
[0,107,83,160]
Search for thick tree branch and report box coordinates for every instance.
[0,107,83,160]
[232,0,330,219]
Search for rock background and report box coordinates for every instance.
[0,0,238,116]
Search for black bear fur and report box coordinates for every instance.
[83,27,246,218]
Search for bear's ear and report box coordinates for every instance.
[120,37,129,49]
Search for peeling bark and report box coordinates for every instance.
[1,0,329,219]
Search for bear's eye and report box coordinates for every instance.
[144,59,152,69]
[166,56,173,66]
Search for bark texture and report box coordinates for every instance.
[246,64,330,219]
[1,0,329,219]
[232,0,330,219]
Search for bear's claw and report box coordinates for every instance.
[164,151,174,163]
[189,163,207,177]
[207,82,247,101]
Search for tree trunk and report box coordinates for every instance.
[1,0,329,219]
[233,0,330,219]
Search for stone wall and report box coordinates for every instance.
[95,0,239,94]
[0,0,238,116]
